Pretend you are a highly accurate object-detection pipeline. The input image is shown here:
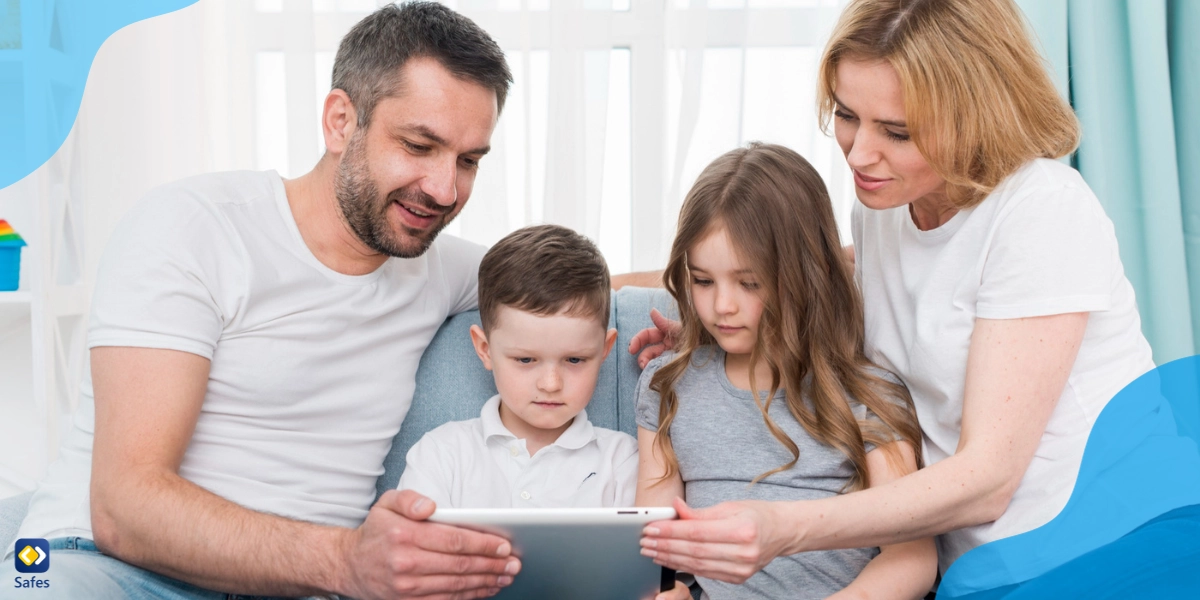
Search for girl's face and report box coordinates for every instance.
[687,226,765,357]
[832,58,948,214]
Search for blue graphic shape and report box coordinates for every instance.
[13,538,49,574]
[0,0,199,190]
[940,355,1200,598]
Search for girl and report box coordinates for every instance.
[635,143,936,600]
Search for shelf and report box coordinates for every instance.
[0,291,31,334]
[0,290,33,304]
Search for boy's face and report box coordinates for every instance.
[470,306,617,447]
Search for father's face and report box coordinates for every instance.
[335,57,498,258]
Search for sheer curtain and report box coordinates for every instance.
[240,0,851,272]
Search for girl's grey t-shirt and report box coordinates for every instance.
[636,347,903,600]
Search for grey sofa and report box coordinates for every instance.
[0,287,675,553]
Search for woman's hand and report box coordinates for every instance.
[640,497,792,584]
[628,309,682,368]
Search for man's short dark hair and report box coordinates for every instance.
[332,1,512,128]
[478,225,611,333]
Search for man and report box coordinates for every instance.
[9,3,520,598]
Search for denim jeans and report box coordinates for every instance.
[3,537,332,600]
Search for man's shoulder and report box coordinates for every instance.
[125,170,279,229]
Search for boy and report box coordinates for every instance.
[398,224,638,508]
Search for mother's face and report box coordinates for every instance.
[832,59,946,212]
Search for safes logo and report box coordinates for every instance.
[12,538,50,590]
[13,539,48,574]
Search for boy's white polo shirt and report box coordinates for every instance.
[398,395,639,508]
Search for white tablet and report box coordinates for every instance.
[429,507,678,600]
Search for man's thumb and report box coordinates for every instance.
[389,489,436,520]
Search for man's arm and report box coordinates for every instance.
[89,346,518,599]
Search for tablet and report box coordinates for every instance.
[429,507,678,600]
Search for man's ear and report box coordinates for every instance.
[322,89,359,156]
[601,328,618,360]
[469,324,494,371]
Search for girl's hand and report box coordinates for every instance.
[654,579,692,600]
[628,309,682,368]
[640,497,791,584]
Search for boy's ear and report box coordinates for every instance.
[469,324,494,371]
[601,328,618,359]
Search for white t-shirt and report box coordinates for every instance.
[852,159,1156,572]
[398,395,639,508]
[17,170,485,543]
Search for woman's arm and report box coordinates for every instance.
[641,312,1088,577]
[828,442,937,600]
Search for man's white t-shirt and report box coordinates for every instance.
[852,159,1157,573]
[17,170,485,542]
[398,395,639,508]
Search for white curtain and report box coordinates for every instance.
[76,0,851,277]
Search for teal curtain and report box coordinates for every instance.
[1016,0,1200,365]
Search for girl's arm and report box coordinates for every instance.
[636,425,685,506]
[636,426,693,600]
[828,442,937,600]
[641,313,1088,577]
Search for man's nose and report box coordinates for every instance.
[421,156,459,208]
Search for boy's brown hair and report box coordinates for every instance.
[477,224,611,332]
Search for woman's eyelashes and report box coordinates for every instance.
[835,108,910,143]
[691,276,714,287]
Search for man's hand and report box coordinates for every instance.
[340,490,521,600]
[628,309,682,369]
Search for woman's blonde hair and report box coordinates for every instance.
[817,0,1080,208]
[650,143,922,492]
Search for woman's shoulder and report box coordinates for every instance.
[994,159,1095,206]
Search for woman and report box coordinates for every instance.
[629,0,1200,596]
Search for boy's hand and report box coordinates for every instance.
[339,490,521,599]
[628,309,681,369]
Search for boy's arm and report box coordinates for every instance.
[397,432,457,509]
[828,441,937,600]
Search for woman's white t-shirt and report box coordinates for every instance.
[852,159,1155,572]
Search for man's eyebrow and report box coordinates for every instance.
[832,94,907,128]
[395,124,491,156]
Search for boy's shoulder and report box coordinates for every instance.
[413,415,487,449]
[589,423,637,448]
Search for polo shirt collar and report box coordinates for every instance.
[479,394,597,450]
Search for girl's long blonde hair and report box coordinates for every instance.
[650,143,921,492]
[817,0,1080,208]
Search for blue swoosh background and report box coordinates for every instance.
[0,0,198,190]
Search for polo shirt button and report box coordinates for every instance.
[520,490,531,500]
[510,447,520,457]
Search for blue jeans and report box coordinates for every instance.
[3,537,331,600]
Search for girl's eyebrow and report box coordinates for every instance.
[685,263,754,275]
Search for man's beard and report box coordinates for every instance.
[334,133,452,259]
